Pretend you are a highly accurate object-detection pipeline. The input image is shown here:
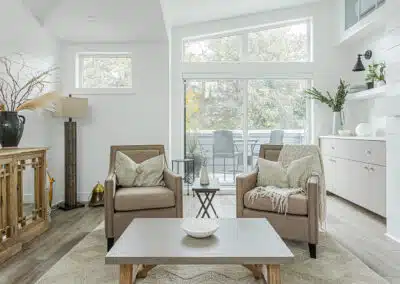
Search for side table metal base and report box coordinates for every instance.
[195,191,218,218]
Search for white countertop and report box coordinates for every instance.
[319,135,386,141]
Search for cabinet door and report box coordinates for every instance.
[367,164,386,217]
[335,158,370,207]
[360,0,377,18]
[322,156,336,194]
[345,0,360,30]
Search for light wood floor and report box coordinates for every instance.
[1,194,399,284]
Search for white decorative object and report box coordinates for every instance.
[332,112,342,135]
[338,129,352,136]
[181,218,219,238]
[376,81,386,87]
[199,165,210,185]
[355,123,373,137]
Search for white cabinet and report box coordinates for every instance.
[339,0,386,44]
[320,136,386,217]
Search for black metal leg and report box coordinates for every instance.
[206,192,218,218]
[199,192,218,218]
[233,156,236,179]
[107,238,114,251]
[308,243,316,259]
[195,191,211,218]
[213,156,215,178]
[223,158,226,180]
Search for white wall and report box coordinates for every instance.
[0,0,60,203]
[169,1,347,159]
[55,42,169,202]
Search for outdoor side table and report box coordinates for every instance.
[192,179,220,218]
[171,158,195,196]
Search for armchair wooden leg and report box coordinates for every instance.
[308,243,316,259]
[107,238,114,252]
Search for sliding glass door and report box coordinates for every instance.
[185,79,244,186]
[184,78,310,187]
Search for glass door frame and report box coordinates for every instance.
[183,76,313,188]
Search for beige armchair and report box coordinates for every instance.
[236,145,319,258]
[105,145,182,251]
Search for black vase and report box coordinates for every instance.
[0,111,26,147]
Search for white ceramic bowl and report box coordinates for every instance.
[181,218,219,239]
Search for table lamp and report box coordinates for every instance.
[53,95,88,210]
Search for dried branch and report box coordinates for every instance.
[0,53,58,111]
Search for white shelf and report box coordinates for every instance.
[347,85,387,100]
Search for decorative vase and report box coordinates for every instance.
[199,165,210,185]
[0,111,25,147]
[376,80,386,87]
[332,111,342,135]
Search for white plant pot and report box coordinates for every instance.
[199,165,210,185]
[332,112,342,135]
[376,81,386,87]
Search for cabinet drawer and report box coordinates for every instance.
[320,139,336,157]
[320,138,385,166]
[335,139,386,166]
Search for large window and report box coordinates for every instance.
[183,19,311,63]
[76,53,132,89]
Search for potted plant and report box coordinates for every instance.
[376,62,386,87]
[305,79,349,135]
[0,54,59,147]
[365,62,379,89]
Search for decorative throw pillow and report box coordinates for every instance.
[257,158,289,188]
[115,151,165,187]
[256,155,313,189]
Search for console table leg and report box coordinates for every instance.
[137,264,156,278]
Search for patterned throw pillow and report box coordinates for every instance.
[115,151,165,187]
[256,155,313,189]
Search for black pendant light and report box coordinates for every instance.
[352,50,372,72]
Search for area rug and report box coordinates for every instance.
[36,222,387,284]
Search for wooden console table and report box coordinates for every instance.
[0,148,48,264]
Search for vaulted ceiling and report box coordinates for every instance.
[21,0,322,42]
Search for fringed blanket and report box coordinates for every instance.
[248,144,327,231]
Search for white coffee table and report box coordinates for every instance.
[106,218,294,284]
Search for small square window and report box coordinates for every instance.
[76,53,132,89]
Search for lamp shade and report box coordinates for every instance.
[53,97,88,118]
[352,55,365,72]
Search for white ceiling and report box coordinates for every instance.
[160,0,322,28]
[21,0,321,42]
[23,0,168,42]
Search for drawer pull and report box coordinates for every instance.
[365,149,372,155]
[370,167,375,172]
[331,145,335,150]
[329,158,336,163]
[364,166,369,170]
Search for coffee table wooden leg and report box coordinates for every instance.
[120,264,139,284]
[243,264,262,279]
[137,264,156,278]
[261,264,281,284]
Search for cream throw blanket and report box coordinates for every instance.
[248,145,327,231]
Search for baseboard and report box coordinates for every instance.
[385,233,400,244]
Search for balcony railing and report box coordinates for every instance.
[186,129,305,184]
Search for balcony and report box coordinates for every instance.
[186,129,305,186]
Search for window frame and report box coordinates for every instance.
[75,52,134,95]
[182,18,313,63]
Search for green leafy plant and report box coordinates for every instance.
[365,62,379,83]
[304,79,349,112]
[377,62,386,83]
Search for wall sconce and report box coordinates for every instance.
[352,50,372,72]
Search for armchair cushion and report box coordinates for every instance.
[244,189,308,215]
[115,151,165,187]
[114,186,175,211]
